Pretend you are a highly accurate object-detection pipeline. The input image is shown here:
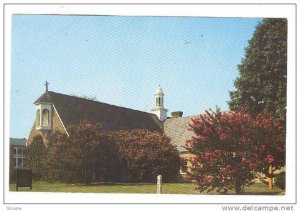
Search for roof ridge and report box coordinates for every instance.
[10,137,27,140]
[167,115,197,120]
[47,91,154,116]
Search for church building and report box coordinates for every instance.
[28,83,196,176]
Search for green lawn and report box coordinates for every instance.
[9,181,284,195]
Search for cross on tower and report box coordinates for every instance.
[45,81,49,91]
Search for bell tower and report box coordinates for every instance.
[35,81,52,133]
[152,85,168,121]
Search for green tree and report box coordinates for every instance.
[47,121,119,184]
[229,19,287,125]
[24,135,47,180]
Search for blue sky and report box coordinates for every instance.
[10,15,261,138]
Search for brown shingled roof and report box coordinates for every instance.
[163,116,197,152]
[34,91,162,133]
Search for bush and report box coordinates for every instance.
[9,168,17,184]
[275,172,285,190]
[46,121,121,184]
[24,122,181,184]
[24,135,47,180]
[115,129,181,182]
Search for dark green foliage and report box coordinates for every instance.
[46,121,120,184]
[24,135,47,180]
[228,19,287,189]
[229,19,287,125]
[9,168,17,184]
[275,172,285,190]
[26,122,179,184]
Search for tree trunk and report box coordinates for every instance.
[235,185,242,194]
[268,178,273,189]
[235,179,242,194]
[268,164,273,189]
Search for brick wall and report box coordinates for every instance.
[28,104,67,146]
[179,152,194,181]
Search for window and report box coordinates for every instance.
[180,158,188,173]
[13,148,17,155]
[42,109,49,127]
[158,97,161,106]
[17,149,23,155]
[36,109,40,127]
[17,158,23,168]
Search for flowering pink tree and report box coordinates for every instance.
[115,129,180,182]
[185,109,285,194]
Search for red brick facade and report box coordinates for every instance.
[28,105,67,145]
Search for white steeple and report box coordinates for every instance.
[152,85,168,121]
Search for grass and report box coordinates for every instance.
[9,181,284,195]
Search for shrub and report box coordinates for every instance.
[47,121,120,184]
[24,135,47,180]
[25,122,181,184]
[115,129,181,182]
[9,168,17,184]
[275,172,285,190]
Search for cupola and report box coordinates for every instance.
[34,81,52,131]
[152,85,168,121]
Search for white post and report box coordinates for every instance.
[157,175,162,194]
